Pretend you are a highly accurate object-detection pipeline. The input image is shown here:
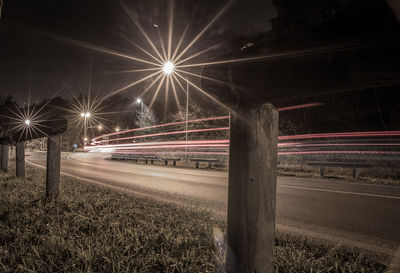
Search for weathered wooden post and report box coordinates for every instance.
[226,103,278,273]
[16,141,25,178]
[1,144,9,172]
[13,116,68,198]
[46,135,61,198]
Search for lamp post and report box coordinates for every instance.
[161,61,191,161]
[185,75,189,162]
[136,98,144,128]
[80,112,91,145]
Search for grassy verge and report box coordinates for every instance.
[278,166,400,187]
[0,165,389,272]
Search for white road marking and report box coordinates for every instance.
[279,185,400,199]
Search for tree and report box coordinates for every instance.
[0,96,19,137]
[135,105,157,128]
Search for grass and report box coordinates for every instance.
[0,164,390,272]
[278,165,400,187]
[274,233,389,273]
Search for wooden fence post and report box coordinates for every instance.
[16,141,25,178]
[46,135,61,198]
[226,103,278,273]
[1,144,9,172]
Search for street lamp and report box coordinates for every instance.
[136,98,144,127]
[185,76,189,162]
[25,119,31,126]
[162,61,175,75]
[160,61,189,160]
[81,112,91,145]
[115,127,120,132]
[161,61,188,161]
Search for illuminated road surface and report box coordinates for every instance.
[27,152,400,255]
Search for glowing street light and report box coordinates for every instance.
[24,119,31,126]
[84,137,88,141]
[98,125,103,130]
[81,112,91,145]
[115,127,120,132]
[162,61,175,75]
[136,98,142,104]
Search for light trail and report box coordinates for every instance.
[89,144,229,151]
[279,131,400,141]
[88,139,229,149]
[93,127,229,144]
[91,115,229,142]
[114,151,229,155]
[278,102,324,112]
[279,143,400,147]
[278,151,400,155]
[87,114,400,161]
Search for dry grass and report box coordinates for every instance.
[0,164,389,272]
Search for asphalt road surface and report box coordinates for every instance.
[27,152,400,256]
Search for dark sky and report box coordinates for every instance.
[0,0,277,103]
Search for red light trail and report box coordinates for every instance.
[278,131,400,141]
[91,115,229,142]
[87,116,400,160]
[277,102,324,112]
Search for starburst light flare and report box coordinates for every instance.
[34,0,246,113]
[162,61,175,75]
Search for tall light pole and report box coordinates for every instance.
[80,112,91,145]
[161,60,190,161]
[185,75,189,162]
[136,98,144,128]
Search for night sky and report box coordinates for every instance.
[0,0,277,102]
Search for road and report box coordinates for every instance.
[27,152,400,256]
